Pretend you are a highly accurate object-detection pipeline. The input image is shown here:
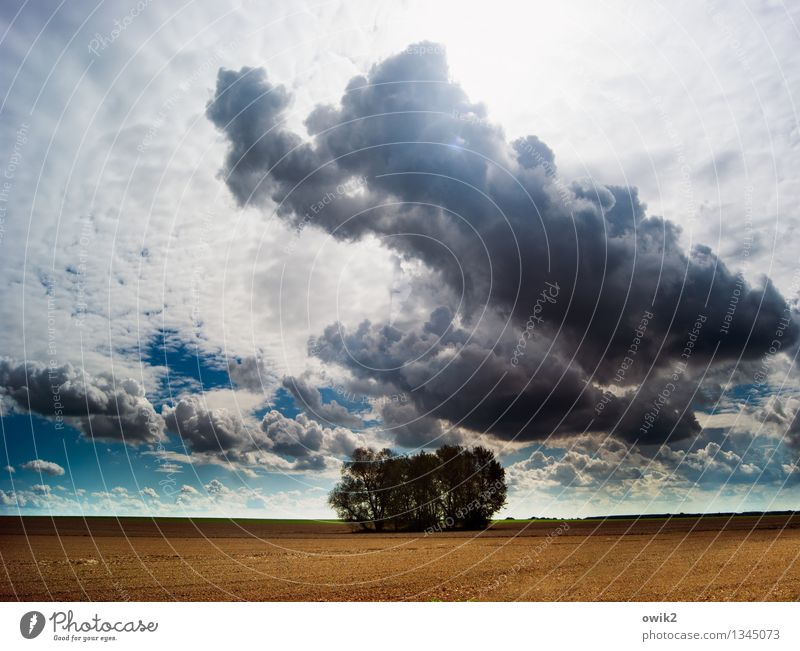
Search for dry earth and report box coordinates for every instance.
[1,515,799,601]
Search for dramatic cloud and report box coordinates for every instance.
[228,356,280,395]
[162,394,363,472]
[755,395,800,449]
[505,429,798,515]
[163,394,253,453]
[207,42,798,448]
[0,358,165,444]
[21,459,65,477]
[260,409,363,461]
[282,375,363,427]
[2,1,796,519]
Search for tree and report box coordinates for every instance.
[329,445,507,532]
[328,447,394,531]
[460,445,506,529]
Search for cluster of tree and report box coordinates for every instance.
[328,445,507,532]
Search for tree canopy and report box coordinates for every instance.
[328,445,507,532]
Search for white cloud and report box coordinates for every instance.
[21,459,66,477]
[140,487,159,500]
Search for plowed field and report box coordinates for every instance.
[2,515,798,601]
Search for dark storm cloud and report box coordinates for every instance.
[311,311,702,445]
[0,358,164,443]
[379,400,451,449]
[207,43,797,446]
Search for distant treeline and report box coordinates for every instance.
[329,446,507,532]
[520,511,800,521]
[583,511,800,520]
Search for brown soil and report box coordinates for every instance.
[1,515,799,601]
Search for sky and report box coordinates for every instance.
[1,0,799,519]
